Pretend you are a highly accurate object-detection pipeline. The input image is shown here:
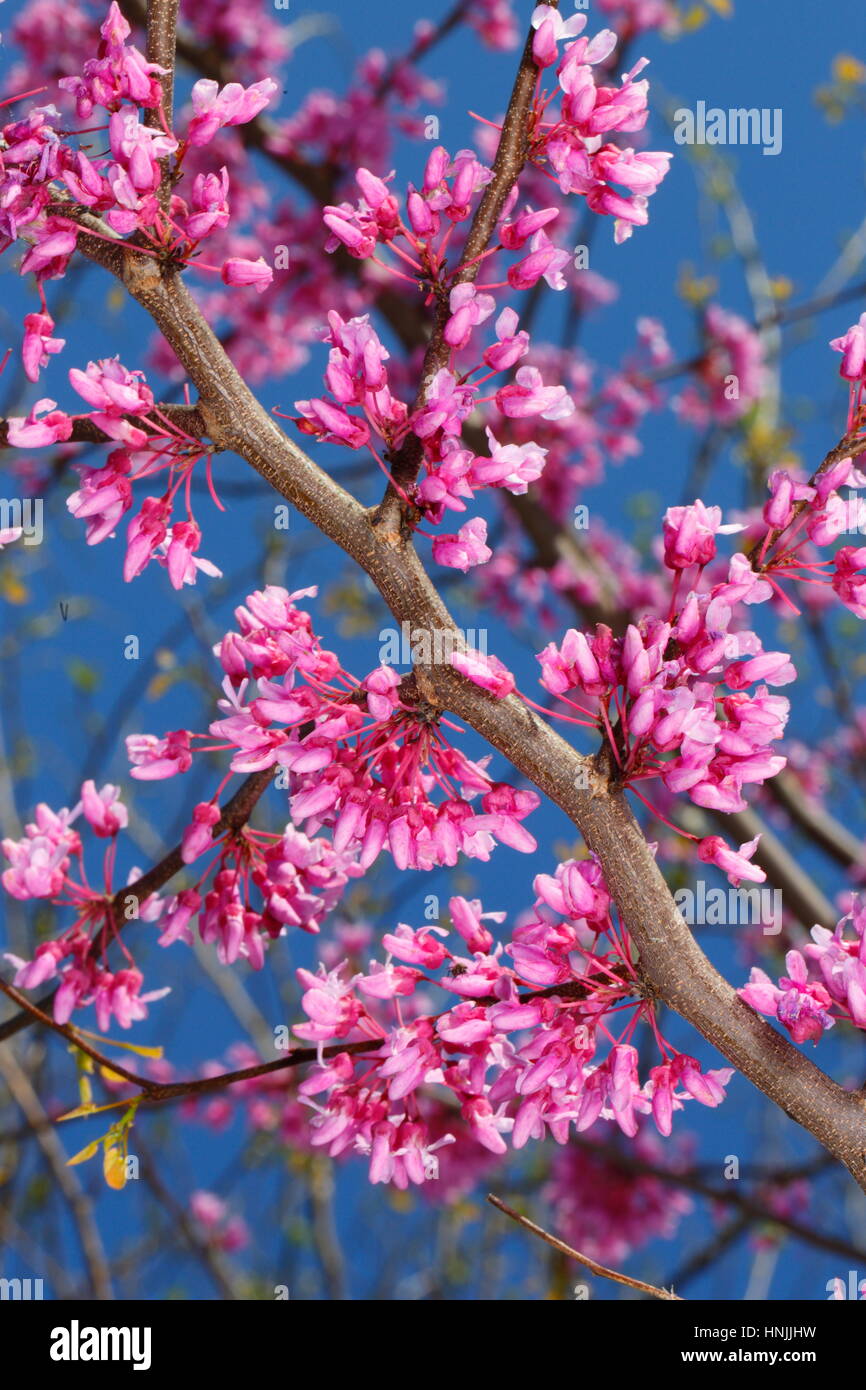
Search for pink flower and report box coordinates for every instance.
[696,834,765,887]
[482,307,530,371]
[530,4,588,67]
[181,802,221,864]
[507,230,571,291]
[833,547,866,619]
[500,207,560,250]
[6,398,72,448]
[830,312,866,381]
[432,517,492,571]
[160,521,222,589]
[21,311,64,382]
[495,365,574,420]
[69,357,154,445]
[450,648,515,698]
[124,497,170,581]
[739,952,835,1045]
[127,730,192,780]
[663,501,727,570]
[443,284,496,349]
[363,665,402,720]
[221,257,273,293]
[80,780,128,837]
[186,77,278,146]
[67,450,133,545]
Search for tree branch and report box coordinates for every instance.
[487,1193,683,1300]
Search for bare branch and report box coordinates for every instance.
[486,1193,683,1300]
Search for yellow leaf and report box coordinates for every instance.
[99,1065,128,1084]
[833,54,866,85]
[706,0,733,15]
[681,4,708,31]
[57,1099,130,1121]
[103,1145,127,1191]
[66,1141,100,1167]
[0,571,29,605]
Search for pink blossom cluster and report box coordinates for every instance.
[674,304,766,427]
[528,7,671,242]
[289,863,732,1187]
[538,500,795,816]
[293,300,573,570]
[1,771,360,1024]
[2,781,172,1031]
[740,900,866,1045]
[129,584,538,872]
[7,355,224,589]
[0,3,277,363]
[749,442,866,619]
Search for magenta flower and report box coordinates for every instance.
[186,77,278,147]
[6,398,72,448]
[696,834,766,887]
[830,312,866,381]
[432,517,492,571]
[80,781,128,838]
[21,310,64,382]
[450,648,515,698]
[220,256,273,293]
[127,730,192,781]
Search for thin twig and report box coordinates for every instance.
[486,1193,683,1300]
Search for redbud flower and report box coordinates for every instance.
[6,398,72,448]
[221,256,273,293]
[830,312,866,381]
[696,834,766,887]
[450,648,515,697]
[21,311,64,382]
[80,780,128,838]
[432,517,492,571]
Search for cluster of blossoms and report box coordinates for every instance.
[527,6,671,242]
[189,1190,249,1252]
[0,3,337,571]
[1,765,360,1025]
[7,355,225,588]
[130,584,538,872]
[294,13,671,568]
[674,303,766,427]
[293,296,573,570]
[537,501,795,821]
[1,4,277,373]
[289,861,732,1188]
[745,322,866,620]
[535,359,866,826]
[1,782,172,1030]
[739,900,866,1046]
